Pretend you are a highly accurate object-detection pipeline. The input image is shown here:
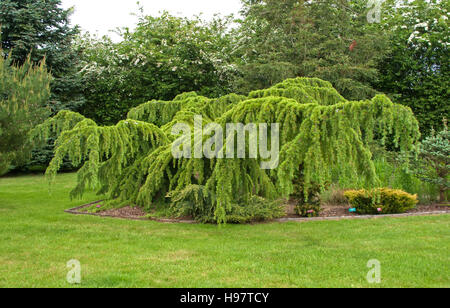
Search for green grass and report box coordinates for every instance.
[0,173,449,288]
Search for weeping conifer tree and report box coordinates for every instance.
[33,78,421,224]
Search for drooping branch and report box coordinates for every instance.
[37,77,421,223]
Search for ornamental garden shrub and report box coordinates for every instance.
[294,203,321,218]
[33,77,421,224]
[414,121,449,203]
[344,188,418,215]
[224,197,286,224]
[292,178,322,217]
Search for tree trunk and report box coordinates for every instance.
[440,188,447,203]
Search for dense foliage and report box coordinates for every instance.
[345,188,418,214]
[76,13,237,125]
[0,0,83,112]
[0,0,83,171]
[0,1,445,210]
[233,0,449,134]
[0,52,51,175]
[232,0,388,100]
[415,122,449,202]
[294,202,321,218]
[35,78,421,223]
[378,0,449,134]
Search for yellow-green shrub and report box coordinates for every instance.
[344,188,418,215]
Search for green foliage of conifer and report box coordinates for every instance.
[0,52,51,175]
[414,121,449,202]
[35,78,421,224]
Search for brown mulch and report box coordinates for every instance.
[65,201,195,223]
[406,204,450,213]
[96,206,146,220]
[285,200,449,218]
[66,200,450,223]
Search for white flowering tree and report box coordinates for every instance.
[378,0,449,134]
[74,12,238,126]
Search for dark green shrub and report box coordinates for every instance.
[168,185,285,224]
[294,203,321,218]
[292,177,322,217]
[344,188,418,215]
[225,197,286,224]
[291,177,323,205]
[167,185,216,223]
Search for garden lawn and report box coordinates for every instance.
[0,173,449,288]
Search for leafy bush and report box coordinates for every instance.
[333,142,440,205]
[76,13,237,126]
[291,178,322,206]
[167,185,216,223]
[292,178,322,217]
[378,0,449,135]
[225,197,286,224]
[344,188,418,215]
[294,203,321,218]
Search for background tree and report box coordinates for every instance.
[378,0,449,134]
[233,0,389,99]
[77,13,238,125]
[0,0,83,171]
[415,120,449,202]
[0,52,51,175]
[0,0,83,112]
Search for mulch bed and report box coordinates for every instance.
[285,202,450,218]
[65,201,196,223]
[279,203,449,223]
[66,200,450,224]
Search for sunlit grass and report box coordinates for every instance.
[0,173,449,288]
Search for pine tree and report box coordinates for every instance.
[233,0,389,100]
[1,0,84,171]
[0,51,51,175]
[0,0,82,112]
